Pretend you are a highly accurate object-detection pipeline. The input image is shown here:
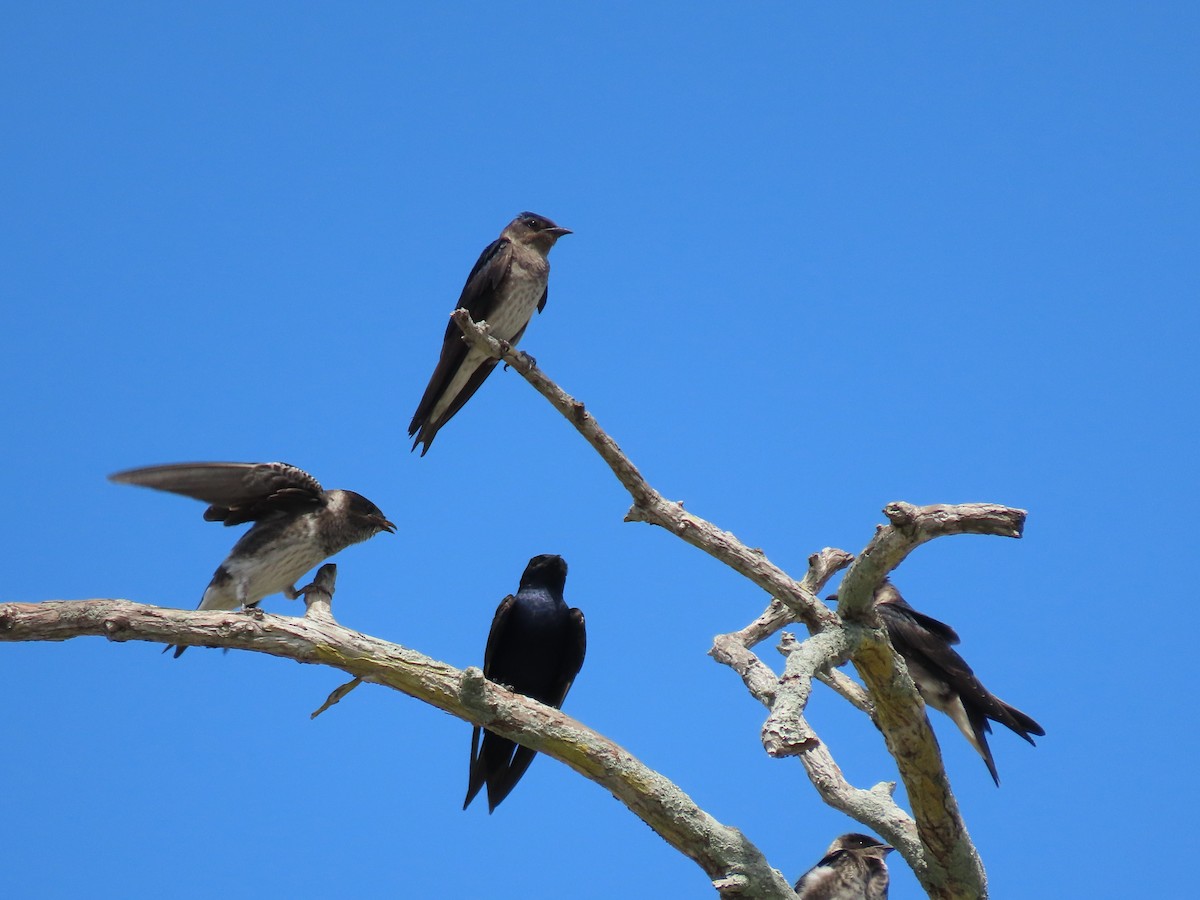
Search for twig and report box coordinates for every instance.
[311,677,363,719]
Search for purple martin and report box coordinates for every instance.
[794,833,893,900]
[870,581,1045,785]
[408,212,571,455]
[464,554,586,813]
[109,462,395,657]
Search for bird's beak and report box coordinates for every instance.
[375,517,397,534]
[545,226,572,237]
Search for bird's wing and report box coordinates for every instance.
[412,358,501,452]
[549,608,587,709]
[407,238,513,450]
[448,237,513,331]
[894,601,962,645]
[880,600,1040,740]
[875,584,961,644]
[482,594,516,679]
[793,851,841,895]
[879,600,977,687]
[109,462,324,525]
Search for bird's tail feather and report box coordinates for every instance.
[463,726,488,810]
[998,700,1044,743]
[486,745,538,813]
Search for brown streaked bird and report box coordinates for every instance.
[869,581,1045,785]
[408,212,570,455]
[109,462,395,656]
[794,833,893,900]
[464,554,586,813]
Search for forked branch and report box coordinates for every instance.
[453,312,1028,900]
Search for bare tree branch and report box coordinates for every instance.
[6,317,1029,900]
[0,595,797,899]
[762,630,850,757]
[450,312,1029,900]
[710,549,861,714]
[730,549,856,650]
[723,552,921,876]
[830,501,1027,899]
[452,310,836,634]
[837,502,1025,622]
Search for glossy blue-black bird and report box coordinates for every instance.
[409,212,570,455]
[464,554,586,812]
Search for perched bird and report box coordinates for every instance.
[409,212,571,455]
[794,833,893,900]
[464,554,586,813]
[870,581,1045,785]
[109,462,395,656]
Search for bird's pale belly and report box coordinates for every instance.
[479,278,543,341]
[428,281,544,425]
[200,539,328,610]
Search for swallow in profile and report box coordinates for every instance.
[869,581,1045,785]
[409,212,571,455]
[794,833,893,899]
[109,462,395,656]
[464,554,586,813]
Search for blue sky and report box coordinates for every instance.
[2,4,1196,897]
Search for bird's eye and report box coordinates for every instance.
[524,216,541,228]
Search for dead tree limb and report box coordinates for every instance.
[452,311,1029,899]
[0,577,796,900]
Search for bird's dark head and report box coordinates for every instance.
[825,581,903,609]
[338,490,397,536]
[873,581,903,606]
[519,553,568,593]
[505,212,571,254]
[830,833,893,856]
